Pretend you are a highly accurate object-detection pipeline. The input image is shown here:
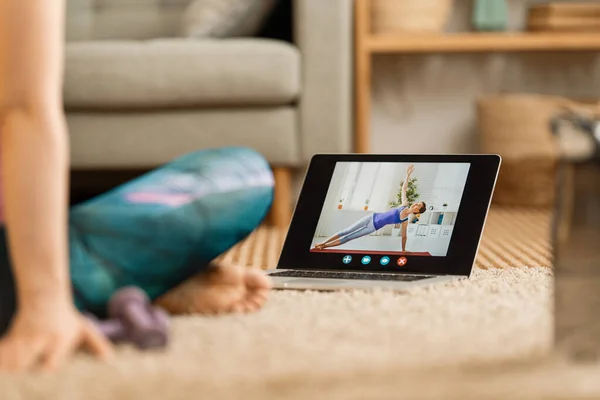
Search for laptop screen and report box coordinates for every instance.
[278,154,500,276]
[310,162,470,261]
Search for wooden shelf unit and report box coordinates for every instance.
[368,32,600,54]
[354,0,600,153]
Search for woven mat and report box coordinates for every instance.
[218,206,553,270]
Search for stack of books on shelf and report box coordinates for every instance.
[527,2,600,32]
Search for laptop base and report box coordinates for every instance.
[266,269,464,292]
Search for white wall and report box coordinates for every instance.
[369,162,399,211]
[314,162,349,236]
[429,163,471,212]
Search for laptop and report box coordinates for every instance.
[265,154,501,291]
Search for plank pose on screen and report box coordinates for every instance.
[314,165,426,252]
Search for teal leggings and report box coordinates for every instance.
[0,147,274,334]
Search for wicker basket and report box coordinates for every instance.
[371,0,454,34]
[477,94,600,208]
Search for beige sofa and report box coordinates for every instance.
[64,0,353,228]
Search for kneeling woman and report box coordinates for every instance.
[315,165,426,252]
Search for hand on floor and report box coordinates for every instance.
[0,303,113,373]
[155,262,272,315]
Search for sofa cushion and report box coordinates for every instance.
[181,0,277,38]
[67,107,300,167]
[64,38,300,109]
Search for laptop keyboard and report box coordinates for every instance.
[270,270,433,282]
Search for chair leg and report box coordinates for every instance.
[270,167,292,229]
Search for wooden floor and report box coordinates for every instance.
[217,206,553,270]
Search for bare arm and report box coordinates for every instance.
[0,0,111,372]
[0,0,71,311]
[401,164,414,206]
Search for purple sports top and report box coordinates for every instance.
[372,206,408,230]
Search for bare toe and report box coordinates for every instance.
[242,288,270,313]
[241,303,254,313]
[252,290,269,303]
[245,269,272,290]
[230,303,244,314]
[248,296,263,310]
[244,269,271,310]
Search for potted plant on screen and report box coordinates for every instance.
[338,198,344,209]
[388,177,420,236]
[364,199,370,211]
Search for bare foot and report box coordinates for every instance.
[154,262,272,315]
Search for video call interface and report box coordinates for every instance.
[310,162,470,267]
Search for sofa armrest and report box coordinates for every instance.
[294,0,354,163]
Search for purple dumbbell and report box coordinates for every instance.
[86,287,170,350]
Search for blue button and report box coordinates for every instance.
[361,256,371,265]
[342,255,352,264]
[380,256,390,266]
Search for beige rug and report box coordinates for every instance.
[4,207,599,400]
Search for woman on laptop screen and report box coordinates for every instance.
[314,165,426,252]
